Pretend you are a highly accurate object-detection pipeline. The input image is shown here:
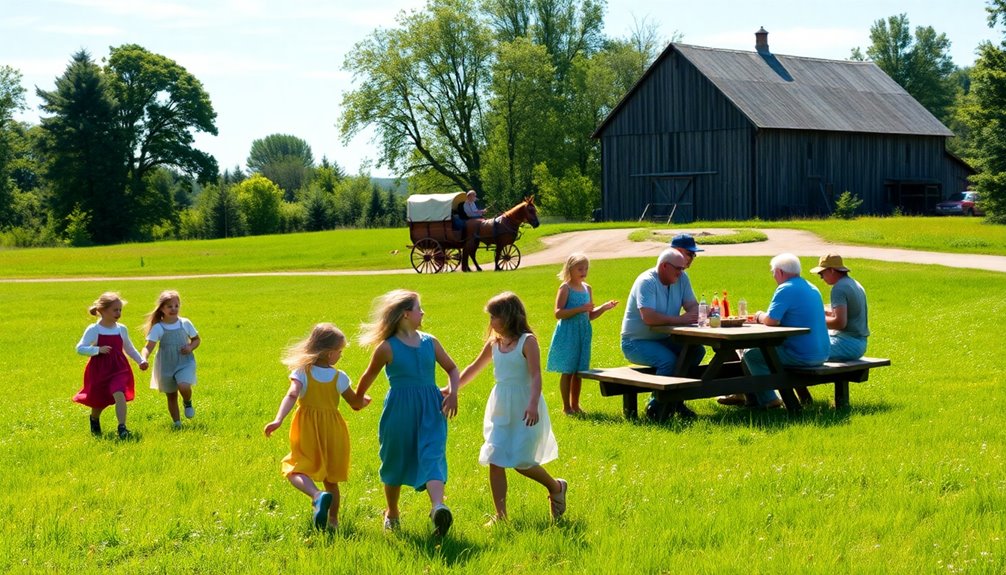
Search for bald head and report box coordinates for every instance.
[656,248,687,285]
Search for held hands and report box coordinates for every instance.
[523,404,539,426]
[98,346,111,354]
[441,390,458,419]
[353,394,372,410]
[180,344,193,354]
[580,302,594,314]
[263,420,283,437]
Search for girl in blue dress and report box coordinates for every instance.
[545,253,618,415]
[357,290,460,536]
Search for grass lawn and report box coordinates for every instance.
[2,247,1005,573]
[2,218,1005,280]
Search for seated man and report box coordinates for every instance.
[620,249,705,421]
[731,253,830,408]
[810,253,869,361]
[453,189,485,237]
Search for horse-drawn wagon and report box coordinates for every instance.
[406,193,540,273]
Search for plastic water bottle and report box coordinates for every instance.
[698,294,708,327]
[737,297,748,319]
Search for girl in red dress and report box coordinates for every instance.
[74,292,148,439]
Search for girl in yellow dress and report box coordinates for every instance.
[264,323,371,530]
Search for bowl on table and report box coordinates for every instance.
[719,316,746,327]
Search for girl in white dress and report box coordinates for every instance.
[458,292,566,524]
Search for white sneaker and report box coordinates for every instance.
[183,402,195,419]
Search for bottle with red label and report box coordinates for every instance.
[722,290,731,317]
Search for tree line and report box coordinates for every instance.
[3,1,1006,248]
[0,50,406,248]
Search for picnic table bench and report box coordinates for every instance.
[579,324,890,418]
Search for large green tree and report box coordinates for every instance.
[37,50,130,244]
[105,44,219,193]
[1,65,27,226]
[340,0,494,194]
[959,0,1006,222]
[246,133,315,200]
[851,14,957,123]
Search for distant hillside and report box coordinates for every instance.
[371,177,409,196]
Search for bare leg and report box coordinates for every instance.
[166,391,180,422]
[178,383,193,404]
[384,484,402,519]
[425,479,445,509]
[569,373,584,413]
[112,391,127,427]
[287,473,321,499]
[559,373,573,414]
[323,481,341,525]
[488,464,508,518]
[515,465,560,494]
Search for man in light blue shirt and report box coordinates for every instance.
[621,249,705,420]
[733,253,830,408]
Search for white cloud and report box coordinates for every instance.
[58,0,203,19]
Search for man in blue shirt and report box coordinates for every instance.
[621,249,705,420]
[728,253,829,408]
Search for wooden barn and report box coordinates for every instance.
[591,29,975,222]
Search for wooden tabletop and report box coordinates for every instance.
[651,323,810,342]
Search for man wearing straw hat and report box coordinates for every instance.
[810,253,870,361]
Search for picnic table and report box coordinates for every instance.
[580,323,890,419]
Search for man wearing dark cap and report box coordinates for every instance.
[810,253,869,361]
[669,233,703,269]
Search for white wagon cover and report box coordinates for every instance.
[407,192,466,222]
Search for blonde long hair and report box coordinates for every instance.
[143,290,180,335]
[557,252,589,283]
[485,291,533,343]
[359,289,419,348]
[282,323,347,372]
[89,292,125,316]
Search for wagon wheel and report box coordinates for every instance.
[410,238,445,274]
[495,244,521,271]
[443,248,463,272]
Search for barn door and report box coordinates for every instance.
[649,177,695,223]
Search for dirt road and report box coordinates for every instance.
[5,228,1005,283]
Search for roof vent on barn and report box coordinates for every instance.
[755,27,769,54]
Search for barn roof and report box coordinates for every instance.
[593,42,954,138]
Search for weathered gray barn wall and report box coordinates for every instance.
[599,52,754,221]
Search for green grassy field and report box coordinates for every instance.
[2,217,1004,279]
[2,229,1005,573]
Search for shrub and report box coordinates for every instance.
[833,191,863,220]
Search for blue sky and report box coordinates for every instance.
[2,0,1001,178]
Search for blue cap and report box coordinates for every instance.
[670,234,704,253]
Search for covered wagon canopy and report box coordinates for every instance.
[406,192,466,223]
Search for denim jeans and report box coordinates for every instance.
[742,347,824,406]
[828,333,867,361]
[621,336,705,376]
[621,337,705,411]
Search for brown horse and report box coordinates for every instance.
[461,196,540,272]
